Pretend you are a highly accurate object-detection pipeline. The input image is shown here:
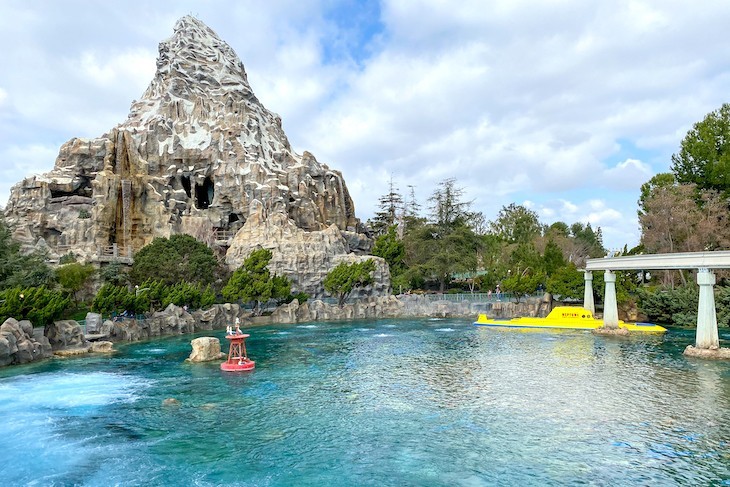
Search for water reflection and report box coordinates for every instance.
[1,319,730,485]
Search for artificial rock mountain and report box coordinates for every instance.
[4,16,389,298]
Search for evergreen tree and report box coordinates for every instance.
[372,225,406,276]
[489,203,543,244]
[428,178,472,229]
[541,239,566,277]
[671,103,730,197]
[0,216,55,289]
[222,248,291,315]
[323,259,376,306]
[56,262,95,304]
[130,234,221,287]
[403,185,423,230]
[570,223,605,257]
[370,175,404,236]
[546,264,585,301]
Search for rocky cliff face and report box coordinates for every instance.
[4,16,386,297]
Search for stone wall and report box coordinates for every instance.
[269,294,553,324]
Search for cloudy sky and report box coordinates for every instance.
[1,1,729,250]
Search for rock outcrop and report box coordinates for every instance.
[186,337,225,363]
[96,304,248,343]
[0,318,52,366]
[45,320,87,350]
[226,201,389,298]
[4,16,388,298]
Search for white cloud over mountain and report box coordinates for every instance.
[1,0,728,250]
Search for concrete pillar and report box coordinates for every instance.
[696,268,719,349]
[602,270,619,329]
[583,270,595,314]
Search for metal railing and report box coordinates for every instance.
[97,244,133,264]
[214,229,235,242]
[403,292,522,303]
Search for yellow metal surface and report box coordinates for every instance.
[473,306,666,333]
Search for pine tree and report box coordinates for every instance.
[370,175,404,236]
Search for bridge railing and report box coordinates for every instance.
[406,292,521,303]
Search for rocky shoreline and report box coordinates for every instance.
[0,295,552,368]
[12,293,727,367]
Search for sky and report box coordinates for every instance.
[1,0,729,250]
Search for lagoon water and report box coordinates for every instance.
[1,318,730,486]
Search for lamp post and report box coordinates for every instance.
[135,285,150,297]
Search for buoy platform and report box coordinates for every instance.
[220,333,255,371]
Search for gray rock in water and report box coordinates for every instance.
[186,337,225,363]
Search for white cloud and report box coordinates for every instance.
[74,49,156,90]
[602,158,653,189]
[0,143,59,206]
[3,1,730,251]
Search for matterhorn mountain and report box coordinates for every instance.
[4,16,389,298]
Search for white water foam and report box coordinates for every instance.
[0,371,152,484]
[0,371,151,410]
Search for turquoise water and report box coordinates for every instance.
[2,318,730,486]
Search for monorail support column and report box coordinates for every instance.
[602,270,619,329]
[583,270,595,314]
[695,268,719,349]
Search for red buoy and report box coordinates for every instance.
[220,332,255,371]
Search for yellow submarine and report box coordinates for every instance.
[473,306,666,333]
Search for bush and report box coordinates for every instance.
[99,261,130,286]
[0,287,70,326]
[222,249,291,314]
[638,285,699,326]
[93,280,218,317]
[56,262,95,303]
[92,284,135,316]
[131,234,221,287]
[323,259,376,306]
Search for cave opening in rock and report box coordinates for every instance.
[181,175,192,199]
[228,213,239,224]
[49,177,93,199]
[195,177,214,209]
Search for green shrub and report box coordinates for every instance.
[323,259,376,307]
[131,234,221,287]
[0,287,70,326]
[638,285,699,326]
[222,248,291,314]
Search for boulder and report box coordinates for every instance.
[91,341,114,353]
[0,318,54,366]
[45,320,87,350]
[192,303,248,331]
[147,304,195,336]
[85,312,103,333]
[186,337,225,363]
[100,319,148,342]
